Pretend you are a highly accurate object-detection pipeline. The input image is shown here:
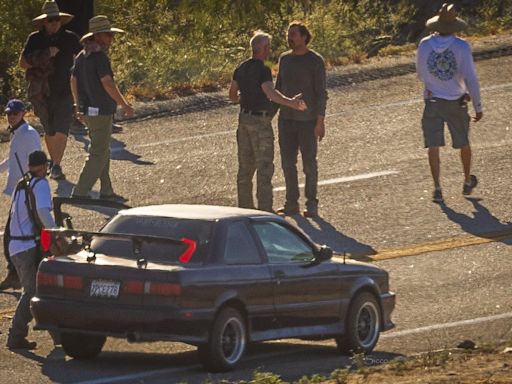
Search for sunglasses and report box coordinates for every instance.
[46,16,61,23]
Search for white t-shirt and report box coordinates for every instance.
[416,34,482,113]
[9,177,52,256]
[0,122,41,196]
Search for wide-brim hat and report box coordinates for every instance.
[33,0,73,28]
[426,3,467,34]
[80,15,125,43]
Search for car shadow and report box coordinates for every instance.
[439,197,512,245]
[33,342,403,384]
[291,215,377,260]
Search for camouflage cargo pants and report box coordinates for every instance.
[236,113,274,212]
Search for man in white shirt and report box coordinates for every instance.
[416,3,483,204]
[6,150,55,350]
[0,99,41,291]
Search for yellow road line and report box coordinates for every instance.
[349,228,512,262]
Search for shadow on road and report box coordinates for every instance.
[29,341,403,384]
[292,215,377,258]
[111,138,154,165]
[440,197,512,245]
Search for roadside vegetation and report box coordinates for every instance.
[1,1,512,103]
[199,340,512,384]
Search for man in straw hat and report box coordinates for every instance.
[416,3,483,204]
[70,15,134,202]
[19,0,82,181]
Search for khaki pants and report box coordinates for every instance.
[74,115,114,196]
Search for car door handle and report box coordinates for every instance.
[274,270,285,285]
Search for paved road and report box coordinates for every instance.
[0,54,511,383]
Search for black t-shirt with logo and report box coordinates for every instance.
[233,58,273,112]
[22,28,82,98]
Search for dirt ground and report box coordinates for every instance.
[321,342,512,384]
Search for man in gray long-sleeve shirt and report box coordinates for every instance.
[275,21,327,217]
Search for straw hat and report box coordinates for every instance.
[32,1,73,28]
[80,15,125,43]
[426,3,467,34]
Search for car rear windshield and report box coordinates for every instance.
[90,215,213,264]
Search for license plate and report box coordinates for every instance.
[90,280,120,298]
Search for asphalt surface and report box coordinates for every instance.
[1,37,512,383]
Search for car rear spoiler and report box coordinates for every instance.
[43,228,197,266]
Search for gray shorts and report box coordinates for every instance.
[33,97,73,136]
[421,98,470,149]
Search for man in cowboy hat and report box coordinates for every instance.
[416,3,483,204]
[70,15,134,202]
[19,0,82,181]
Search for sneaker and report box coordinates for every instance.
[99,192,128,203]
[432,188,444,203]
[303,209,318,218]
[463,175,478,195]
[50,164,65,180]
[0,272,21,290]
[69,119,88,135]
[7,338,37,350]
[276,206,300,216]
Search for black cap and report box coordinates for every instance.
[28,150,49,166]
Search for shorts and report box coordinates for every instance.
[33,97,73,136]
[421,97,471,149]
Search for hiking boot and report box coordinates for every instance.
[50,164,65,180]
[432,188,444,203]
[7,338,37,350]
[112,123,123,133]
[276,206,300,217]
[0,271,21,290]
[463,175,478,195]
[99,192,128,203]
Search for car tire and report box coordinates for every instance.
[336,292,380,354]
[198,307,246,372]
[61,332,106,359]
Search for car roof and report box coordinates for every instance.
[117,204,276,221]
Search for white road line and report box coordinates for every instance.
[72,311,512,384]
[273,170,398,192]
[382,311,512,339]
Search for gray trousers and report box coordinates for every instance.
[8,247,38,341]
[278,118,318,211]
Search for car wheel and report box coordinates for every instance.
[61,332,106,359]
[336,292,380,354]
[198,307,246,372]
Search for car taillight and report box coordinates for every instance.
[123,280,181,296]
[36,271,83,290]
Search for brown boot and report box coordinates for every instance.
[0,270,21,290]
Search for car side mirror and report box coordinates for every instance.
[316,245,333,262]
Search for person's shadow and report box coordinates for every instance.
[71,134,154,166]
[291,215,377,261]
[439,197,512,245]
[111,137,154,165]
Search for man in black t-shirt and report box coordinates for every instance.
[70,15,134,202]
[20,1,82,181]
[229,31,306,212]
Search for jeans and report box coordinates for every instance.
[8,247,38,341]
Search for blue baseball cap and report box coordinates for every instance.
[4,99,26,113]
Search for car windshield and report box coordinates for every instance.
[90,215,213,264]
